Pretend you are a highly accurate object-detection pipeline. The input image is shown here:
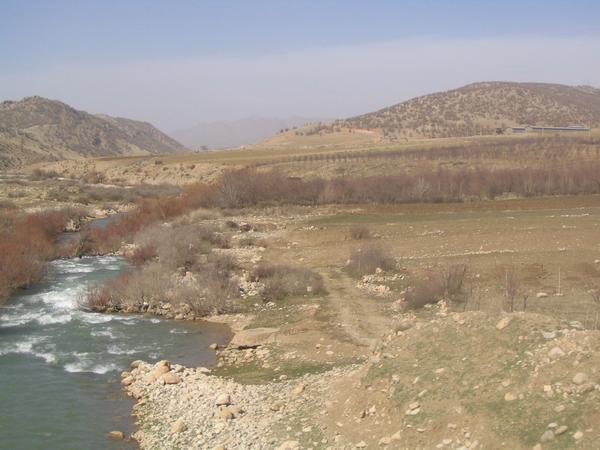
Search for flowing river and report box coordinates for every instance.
[0,256,230,449]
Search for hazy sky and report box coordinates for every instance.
[1,0,599,131]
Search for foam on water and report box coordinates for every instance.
[64,360,120,374]
[0,311,44,327]
[0,336,44,355]
[90,328,117,338]
[169,328,189,334]
[107,344,139,355]
[79,313,113,324]
[36,313,72,325]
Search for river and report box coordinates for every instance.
[0,255,230,449]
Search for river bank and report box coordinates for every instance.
[0,255,231,449]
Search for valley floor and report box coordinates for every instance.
[120,195,600,449]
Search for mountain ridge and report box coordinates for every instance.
[0,96,187,168]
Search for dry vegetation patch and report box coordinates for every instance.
[0,208,84,302]
[250,263,326,301]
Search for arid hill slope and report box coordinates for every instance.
[265,82,600,145]
[0,96,186,168]
[341,82,600,139]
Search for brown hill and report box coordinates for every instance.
[0,96,186,168]
[267,82,600,146]
[339,82,600,139]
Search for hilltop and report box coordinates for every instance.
[265,82,600,145]
[0,96,186,168]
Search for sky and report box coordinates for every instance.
[1,0,599,131]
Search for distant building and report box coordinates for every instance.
[510,127,528,134]
[508,125,590,134]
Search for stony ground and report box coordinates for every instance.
[109,197,600,449]
[122,359,356,449]
[122,309,600,449]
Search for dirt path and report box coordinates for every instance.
[321,267,392,348]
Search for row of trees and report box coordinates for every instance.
[183,163,600,209]
[253,136,600,167]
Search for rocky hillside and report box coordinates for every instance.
[330,82,600,139]
[0,96,187,168]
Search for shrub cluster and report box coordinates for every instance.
[404,264,468,310]
[347,244,395,278]
[349,225,371,240]
[250,263,326,301]
[82,224,239,316]
[0,209,82,302]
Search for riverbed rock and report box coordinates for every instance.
[107,430,124,440]
[142,373,157,384]
[170,419,186,433]
[292,383,306,395]
[130,360,143,369]
[161,372,181,384]
[152,360,171,378]
[229,327,279,349]
[555,425,568,435]
[218,407,234,421]
[548,347,565,359]
[572,373,588,385]
[496,316,512,330]
[121,376,134,386]
[216,393,231,406]
[277,441,300,450]
[540,430,555,442]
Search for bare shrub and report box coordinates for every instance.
[501,265,520,312]
[250,263,326,301]
[589,287,600,305]
[83,263,170,311]
[403,265,467,310]
[135,224,229,271]
[83,252,240,315]
[80,273,131,311]
[349,225,371,240]
[347,244,395,277]
[127,244,158,267]
[0,208,83,303]
[405,277,445,310]
[442,264,468,302]
[82,171,105,184]
[30,168,60,180]
[237,236,268,248]
[0,200,17,210]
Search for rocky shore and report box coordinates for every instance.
[121,359,355,449]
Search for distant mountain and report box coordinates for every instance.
[172,117,327,150]
[335,82,600,139]
[0,96,186,168]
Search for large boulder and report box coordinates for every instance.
[229,327,279,349]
